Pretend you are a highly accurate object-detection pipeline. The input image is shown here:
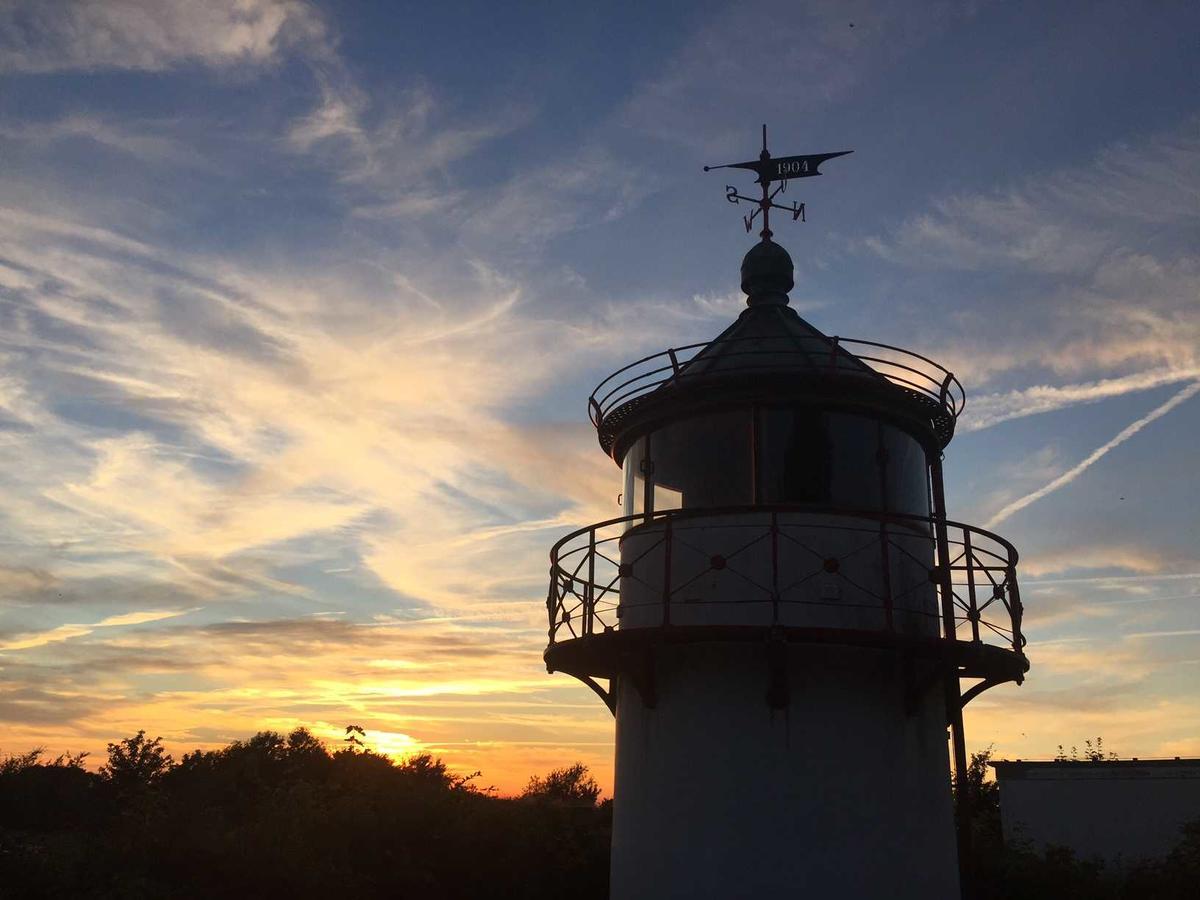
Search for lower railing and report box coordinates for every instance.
[547,506,1024,659]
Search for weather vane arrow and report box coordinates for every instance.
[705,124,851,240]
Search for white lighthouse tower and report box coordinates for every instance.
[544,136,1028,899]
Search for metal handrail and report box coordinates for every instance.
[587,336,966,430]
[547,505,1023,659]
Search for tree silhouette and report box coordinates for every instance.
[522,762,601,806]
[101,730,173,792]
[13,726,1196,899]
[343,723,367,750]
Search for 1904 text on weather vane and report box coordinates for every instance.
[705,124,852,240]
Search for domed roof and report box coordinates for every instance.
[591,239,963,459]
[673,298,874,381]
[678,240,874,380]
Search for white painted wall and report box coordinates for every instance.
[617,512,938,637]
[609,642,961,899]
[994,761,1200,864]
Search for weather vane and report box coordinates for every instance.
[705,125,852,242]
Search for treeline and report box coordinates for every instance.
[2,732,1197,898]
[0,728,609,899]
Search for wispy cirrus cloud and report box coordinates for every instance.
[865,124,1200,275]
[863,118,1200,441]
[0,129,633,785]
[0,203,588,612]
[1,0,1197,786]
[965,627,1200,760]
[0,115,201,165]
[0,0,330,74]
[461,146,651,253]
[0,613,613,791]
[0,608,189,651]
[288,77,531,195]
[1020,544,1171,580]
[622,0,985,155]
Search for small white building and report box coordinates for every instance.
[991,758,1200,864]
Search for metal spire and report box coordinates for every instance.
[704,124,852,242]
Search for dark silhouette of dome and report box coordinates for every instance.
[740,240,794,306]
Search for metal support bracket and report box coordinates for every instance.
[766,629,789,709]
[579,675,616,716]
[629,648,658,709]
[960,677,1002,708]
[902,654,943,717]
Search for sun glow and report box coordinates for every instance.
[367,729,424,759]
[313,722,423,759]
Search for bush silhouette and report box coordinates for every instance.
[3,728,1196,898]
[522,762,601,806]
[102,731,173,794]
[0,728,610,899]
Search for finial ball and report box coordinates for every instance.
[740,240,794,306]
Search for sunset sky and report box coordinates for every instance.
[0,0,1198,794]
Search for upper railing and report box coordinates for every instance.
[547,506,1024,666]
[587,336,965,433]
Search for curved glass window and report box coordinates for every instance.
[651,410,753,509]
[758,408,927,515]
[757,407,833,505]
[621,406,929,520]
[883,424,930,517]
[622,436,647,519]
[622,411,753,516]
[758,409,884,509]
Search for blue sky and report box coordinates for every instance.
[0,0,1197,790]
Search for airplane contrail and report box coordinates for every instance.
[963,365,1200,433]
[986,380,1200,529]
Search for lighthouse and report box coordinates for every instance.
[544,133,1028,899]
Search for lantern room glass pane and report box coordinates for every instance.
[759,409,883,509]
[884,426,930,517]
[826,412,883,510]
[653,482,683,511]
[623,407,928,518]
[757,407,832,505]
[622,437,647,519]
[758,409,926,514]
[648,410,753,509]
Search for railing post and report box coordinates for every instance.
[667,347,680,376]
[963,530,980,643]
[586,529,596,637]
[1007,567,1024,654]
[770,510,780,625]
[931,456,973,897]
[661,514,673,627]
[879,519,894,632]
[828,336,840,371]
[930,461,959,644]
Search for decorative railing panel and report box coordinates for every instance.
[547,506,1023,659]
